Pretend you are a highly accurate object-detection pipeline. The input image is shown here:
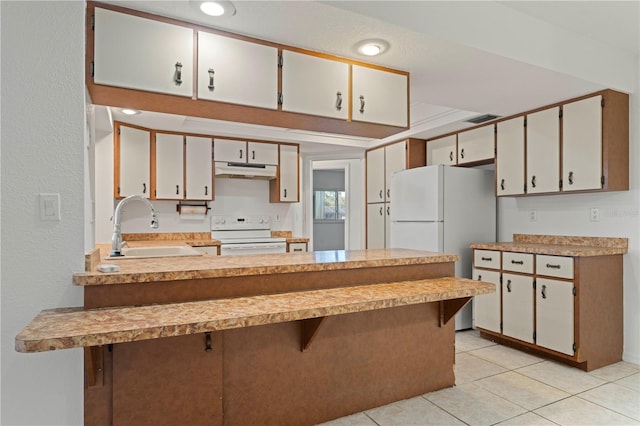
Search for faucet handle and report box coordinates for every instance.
[151,215,159,229]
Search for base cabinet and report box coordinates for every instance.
[472,268,501,333]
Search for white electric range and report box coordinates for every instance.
[211,215,286,256]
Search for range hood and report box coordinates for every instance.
[214,162,277,180]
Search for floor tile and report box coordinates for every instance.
[616,372,640,392]
[579,382,640,420]
[316,412,377,426]
[534,396,638,425]
[455,352,507,385]
[365,396,465,425]
[589,361,639,382]
[475,371,570,410]
[424,382,526,426]
[455,329,496,353]
[494,412,556,425]
[468,344,544,370]
[516,360,607,394]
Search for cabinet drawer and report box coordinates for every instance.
[503,252,533,273]
[474,250,500,269]
[536,255,574,279]
[288,242,307,253]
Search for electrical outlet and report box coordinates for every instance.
[529,209,537,222]
[590,208,600,222]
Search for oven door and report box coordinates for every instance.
[220,242,287,256]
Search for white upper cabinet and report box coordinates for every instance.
[185,136,213,200]
[274,144,299,202]
[197,32,278,110]
[457,125,495,165]
[562,95,603,192]
[527,107,560,194]
[155,133,184,200]
[281,51,349,120]
[496,117,525,196]
[94,7,193,97]
[214,139,246,163]
[352,65,408,127]
[384,142,407,202]
[117,125,151,198]
[366,147,385,203]
[427,135,457,166]
[247,142,278,165]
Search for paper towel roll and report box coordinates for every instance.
[178,205,208,220]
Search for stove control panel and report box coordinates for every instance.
[212,215,271,231]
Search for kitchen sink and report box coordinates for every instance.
[107,245,204,259]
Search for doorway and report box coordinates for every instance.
[312,169,346,250]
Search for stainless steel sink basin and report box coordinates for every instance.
[107,245,204,259]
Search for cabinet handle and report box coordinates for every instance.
[546,263,561,269]
[568,171,574,185]
[500,179,505,191]
[294,248,303,252]
[531,175,536,188]
[449,151,454,162]
[379,190,383,200]
[511,260,524,265]
[239,149,243,159]
[481,256,492,261]
[207,68,215,91]
[252,150,255,160]
[387,188,390,198]
[541,284,547,299]
[460,148,465,159]
[379,206,383,216]
[174,62,183,85]
[359,95,365,113]
[477,275,482,281]
[176,185,180,195]
[506,279,512,292]
[336,92,342,111]
[284,188,287,198]
[386,206,390,215]
[204,185,208,196]
[142,183,147,194]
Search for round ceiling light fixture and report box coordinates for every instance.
[196,1,236,17]
[355,39,390,56]
[121,108,140,116]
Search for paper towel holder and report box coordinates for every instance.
[176,201,210,215]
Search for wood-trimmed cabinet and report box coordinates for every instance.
[115,123,151,198]
[425,123,495,167]
[471,245,624,371]
[270,144,300,203]
[365,139,425,248]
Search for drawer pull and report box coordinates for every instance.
[293,248,303,252]
[481,257,492,261]
[506,280,512,292]
[511,260,524,265]
[546,264,561,269]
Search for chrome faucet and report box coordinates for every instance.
[111,195,159,257]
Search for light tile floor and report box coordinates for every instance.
[319,330,640,426]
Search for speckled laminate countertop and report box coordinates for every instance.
[471,234,628,257]
[75,248,458,286]
[16,276,492,353]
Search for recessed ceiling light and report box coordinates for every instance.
[194,1,236,17]
[121,108,140,115]
[355,39,390,57]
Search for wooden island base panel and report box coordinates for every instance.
[16,248,494,426]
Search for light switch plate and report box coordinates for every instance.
[40,193,61,221]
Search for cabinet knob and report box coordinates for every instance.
[207,68,215,91]
[531,175,536,188]
[174,62,183,85]
[568,171,574,185]
[359,95,365,114]
[336,92,342,111]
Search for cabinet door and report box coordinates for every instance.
[94,8,193,97]
[527,107,560,194]
[536,278,575,356]
[278,144,299,202]
[458,125,495,165]
[427,135,457,166]
[496,117,525,196]
[186,136,213,200]
[352,65,408,127]
[155,133,184,200]
[366,147,385,203]
[197,31,277,109]
[562,95,603,192]
[472,269,501,333]
[367,203,386,249]
[248,142,278,165]
[502,273,534,343]
[281,51,349,120]
[214,139,246,163]
[384,142,407,202]
[117,125,151,198]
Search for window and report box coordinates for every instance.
[314,190,345,220]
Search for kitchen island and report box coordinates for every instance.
[17,248,493,426]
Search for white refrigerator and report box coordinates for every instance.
[390,164,496,330]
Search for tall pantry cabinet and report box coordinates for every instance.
[366,139,425,248]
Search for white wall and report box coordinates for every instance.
[1,2,85,424]
[497,84,640,363]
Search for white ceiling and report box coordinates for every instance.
[100,1,639,154]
